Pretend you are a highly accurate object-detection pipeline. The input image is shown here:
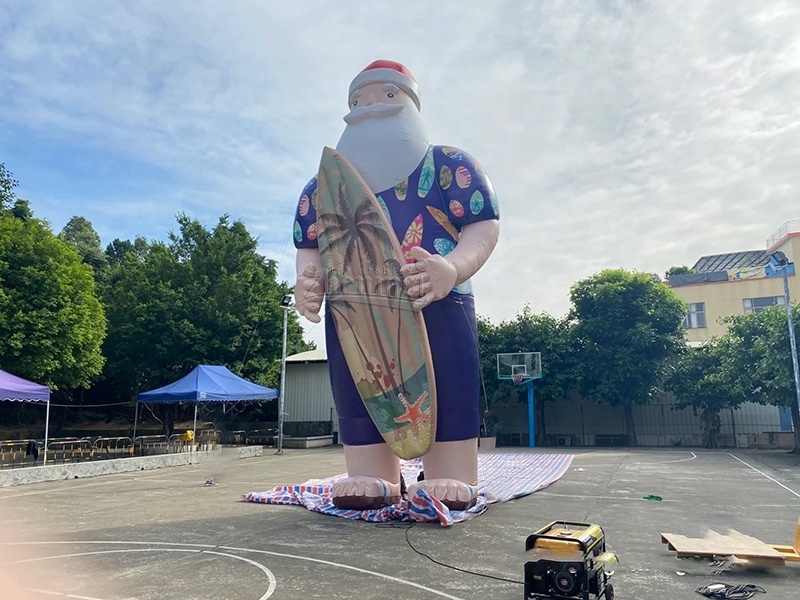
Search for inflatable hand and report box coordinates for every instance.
[400,220,500,311]
[294,249,325,323]
[401,247,458,310]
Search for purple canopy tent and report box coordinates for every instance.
[0,368,51,465]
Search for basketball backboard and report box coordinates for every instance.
[496,352,542,381]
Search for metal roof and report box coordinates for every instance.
[286,348,327,363]
[692,250,769,273]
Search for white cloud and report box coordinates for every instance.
[2,0,799,352]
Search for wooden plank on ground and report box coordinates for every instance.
[773,545,800,563]
[660,530,786,567]
[795,519,800,553]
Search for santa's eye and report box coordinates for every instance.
[387,92,395,98]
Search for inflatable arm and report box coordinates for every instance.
[295,248,326,323]
[401,220,500,310]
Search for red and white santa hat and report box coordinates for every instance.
[348,59,421,110]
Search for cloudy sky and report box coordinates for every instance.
[2,1,798,349]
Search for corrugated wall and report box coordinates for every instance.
[284,362,338,431]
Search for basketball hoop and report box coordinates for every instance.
[497,352,541,384]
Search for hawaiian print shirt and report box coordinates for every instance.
[293,145,500,294]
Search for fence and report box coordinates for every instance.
[1,425,311,468]
[766,219,800,249]
[244,429,278,446]
[0,439,41,469]
[0,429,220,469]
[492,394,788,448]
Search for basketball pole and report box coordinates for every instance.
[527,379,536,449]
[503,353,541,449]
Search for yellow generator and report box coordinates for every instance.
[524,521,617,600]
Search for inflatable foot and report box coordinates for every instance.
[332,476,401,510]
[407,478,478,511]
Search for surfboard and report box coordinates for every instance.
[315,147,437,460]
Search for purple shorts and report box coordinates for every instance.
[326,293,480,445]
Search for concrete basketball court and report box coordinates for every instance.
[0,446,798,599]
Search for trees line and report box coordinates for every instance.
[478,268,800,451]
[1,163,310,432]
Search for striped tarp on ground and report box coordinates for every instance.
[243,452,574,527]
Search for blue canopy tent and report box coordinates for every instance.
[0,368,52,465]
[135,365,279,437]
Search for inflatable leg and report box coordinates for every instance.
[408,438,478,510]
[332,443,401,510]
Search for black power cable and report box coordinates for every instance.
[376,521,524,585]
[695,582,766,599]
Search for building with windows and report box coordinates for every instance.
[668,220,798,344]
[662,220,799,444]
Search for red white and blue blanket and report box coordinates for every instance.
[243,452,574,527]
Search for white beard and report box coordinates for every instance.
[335,99,431,194]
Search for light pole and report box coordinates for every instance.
[276,294,293,455]
[769,251,800,418]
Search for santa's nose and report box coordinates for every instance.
[360,89,380,106]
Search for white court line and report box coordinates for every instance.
[638,452,697,464]
[218,544,469,600]
[0,469,218,500]
[0,479,122,500]
[8,547,276,600]
[728,453,800,499]
[571,450,697,462]
[1,541,467,600]
[568,451,698,467]
[30,589,106,600]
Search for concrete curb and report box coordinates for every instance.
[282,435,334,449]
[0,452,212,487]
[238,446,263,459]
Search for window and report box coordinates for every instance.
[684,302,706,328]
[743,296,785,314]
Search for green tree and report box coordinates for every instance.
[480,306,577,442]
[665,341,743,448]
[722,305,800,452]
[0,163,18,212]
[11,199,33,221]
[105,236,150,266]
[60,216,109,273]
[476,315,511,433]
[101,214,309,405]
[106,238,134,265]
[101,240,186,397]
[666,265,694,278]
[570,269,687,446]
[0,214,106,389]
[171,213,309,381]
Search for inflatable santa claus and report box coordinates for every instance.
[293,60,499,511]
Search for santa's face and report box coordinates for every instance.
[344,82,407,125]
[336,80,430,193]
